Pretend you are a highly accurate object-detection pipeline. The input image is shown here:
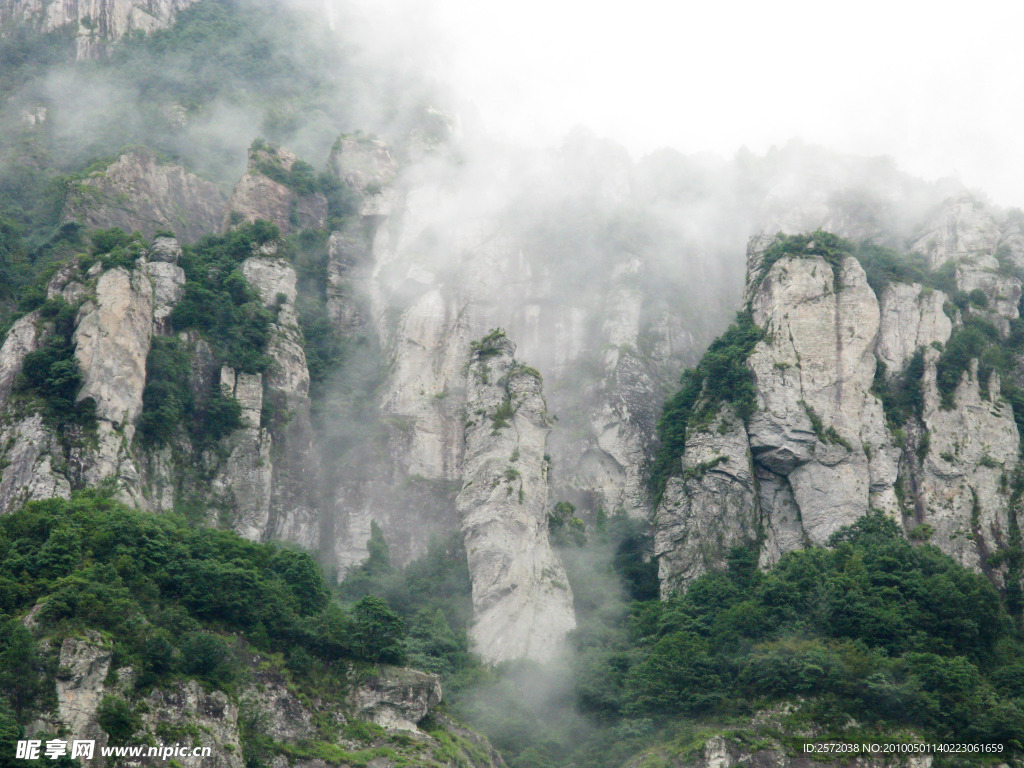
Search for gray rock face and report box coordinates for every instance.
[74,266,153,427]
[0,246,320,555]
[455,335,575,663]
[61,150,225,242]
[0,415,71,514]
[214,365,273,541]
[73,264,154,504]
[348,667,442,732]
[747,252,897,541]
[910,197,1002,269]
[656,215,1024,595]
[329,137,398,217]
[876,282,952,374]
[0,0,197,58]
[653,407,758,595]
[0,312,39,409]
[241,256,322,550]
[224,146,327,235]
[54,632,113,755]
[145,259,186,335]
[916,357,1019,574]
[141,682,243,768]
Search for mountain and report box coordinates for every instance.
[0,1,1023,767]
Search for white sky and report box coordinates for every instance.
[350,0,1024,207]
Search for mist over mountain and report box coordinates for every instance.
[0,2,1022,768]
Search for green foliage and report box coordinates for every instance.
[935,317,1001,409]
[170,222,279,373]
[16,298,96,427]
[470,328,508,360]
[549,502,587,548]
[137,337,193,446]
[0,619,46,717]
[349,596,406,665]
[604,514,1024,745]
[853,241,930,294]
[137,336,243,449]
[0,491,392,699]
[755,230,854,291]
[649,312,763,501]
[96,695,141,745]
[249,142,324,196]
[339,531,472,677]
[88,227,147,270]
[872,351,925,429]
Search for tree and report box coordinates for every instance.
[351,596,405,664]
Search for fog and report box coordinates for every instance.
[348,0,1024,208]
[1,0,1019,763]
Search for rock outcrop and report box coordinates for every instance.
[224,145,327,235]
[655,209,1024,595]
[25,631,494,768]
[456,333,575,663]
[0,236,323,556]
[349,666,442,732]
[62,150,225,243]
[241,254,322,549]
[0,0,197,58]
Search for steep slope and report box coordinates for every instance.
[655,205,1024,597]
[61,149,226,243]
[0,494,504,768]
[456,331,575,663]
[0,0,196,58]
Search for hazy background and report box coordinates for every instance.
[346,0,1024,208]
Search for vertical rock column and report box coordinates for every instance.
[456,333,575,663]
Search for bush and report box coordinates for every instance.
[170,222,279,373]
[0,492,393,691]
[349,596,406,665]
[16,298,96,427]
[649,312,763,500]
[96,696,141,745]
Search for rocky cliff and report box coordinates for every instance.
[456,332,575,663]
[62,149,226,244]
[24,631,501,768]
[0,234,320,556]
[655,200,1024,596]
[0,0,197,58]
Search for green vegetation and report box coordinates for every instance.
[0,490,411,713]
[609,516,1024,746]
[548,501,587,548]
[872,351,925,429]
[339,527,471,677]
[649,312,763,501]
[455,514,1024,767]
[170,221,280,373]
[754,229,854,291]
[469,328,508,360]
[137,337,242,449]
[16,299,96,428]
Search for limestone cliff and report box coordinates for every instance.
[0,0,196,58]
[61,150,226,243]
[0,235,322,555]
[224,145,327,236]
[455,332,575,663]
[655,205,1024,596]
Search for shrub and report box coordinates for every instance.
[96,696,141,745]
[649,312,763,500]
[170,222,279,373]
